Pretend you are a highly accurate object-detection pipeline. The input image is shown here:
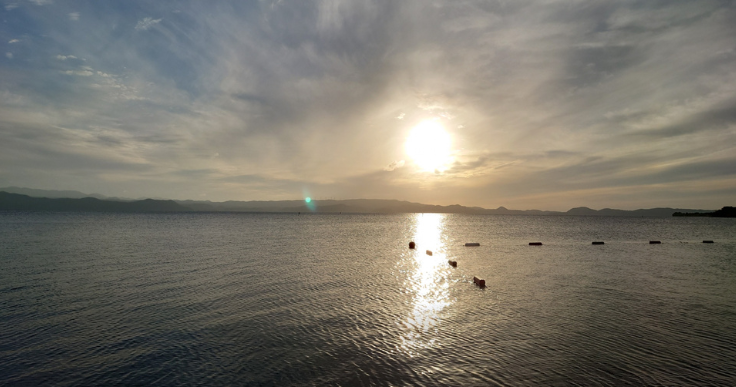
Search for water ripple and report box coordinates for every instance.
[1,213,735,385]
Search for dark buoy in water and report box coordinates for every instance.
[409,241,416,249]
[703,240,714,243]
[426,250,433,256]
[465,242,480,247]
[473,276,486,288]
[448,260,457,267]
[649,241,661,244]
[592,241,604,245]
[529,242,543,246]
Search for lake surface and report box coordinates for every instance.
[1,212,735,386]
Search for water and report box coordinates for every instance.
[1,212,735,386]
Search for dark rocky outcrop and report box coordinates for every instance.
[673,206,735,218]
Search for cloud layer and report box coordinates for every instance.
[1,0,735,209]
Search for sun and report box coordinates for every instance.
[405,120,452,172]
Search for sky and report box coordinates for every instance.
[1,0,735,210]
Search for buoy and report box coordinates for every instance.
[529,242,543,246]
[465,242,480,247]
[703,240,714,243]
[473,276,486,288]
[409,241,416,249]
[592,241,604,245]
[649,241,661,244]
[448,260,457,267]
[426,250,433,256]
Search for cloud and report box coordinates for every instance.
[5,4,19,10]
[8,39,20,44]
[1,0,735,208]
[135,17,162,31]
[384,160,405,171]
[626,105,736,139]
[60,65,96,77]
[62,70,94,76]
[5,53,12,59]
[445,154,516,178]
[68,12,79,21]
[28,0,52,5]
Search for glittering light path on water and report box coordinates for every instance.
[400,213,454,355]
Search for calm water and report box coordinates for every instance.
[1,212,735,386]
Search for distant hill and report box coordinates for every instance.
[176,198,514,214]
[175,199,714,217]
[673,206,736,218]
[0,186,112,200]
[566,206,714,217]
[0,186,143,201]
[0,187,720,216]
[0,192,190,213]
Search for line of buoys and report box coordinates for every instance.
[473,276,486,288]
[410,239,716,249]
[406,237,718,294]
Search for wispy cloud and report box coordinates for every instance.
[62,69,93,76]
[0,0,734,209]
[384,160,405,171]
[8,39,20,44]
[135,17,161,31]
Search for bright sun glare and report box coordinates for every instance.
[405,120,452,172]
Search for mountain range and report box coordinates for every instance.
[0,187,719,217]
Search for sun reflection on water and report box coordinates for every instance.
[400,213,453,355]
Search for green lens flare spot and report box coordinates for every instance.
[305,197,311,203]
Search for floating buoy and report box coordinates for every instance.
[448,260,457,267]
[473,276,486,288]
[409,241,416,249]
[703,240,714,243]
[649,241,661,244]
[426,250,433,256]
[592,241,604,245]
[529,242,543,246]
[465,242,480,247]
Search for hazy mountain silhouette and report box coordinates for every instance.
[176,199,714,217]
[0,186,111,200]
[0,187,720,216]
[0,192,190,212]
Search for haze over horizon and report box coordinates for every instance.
[2,1,735,211]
